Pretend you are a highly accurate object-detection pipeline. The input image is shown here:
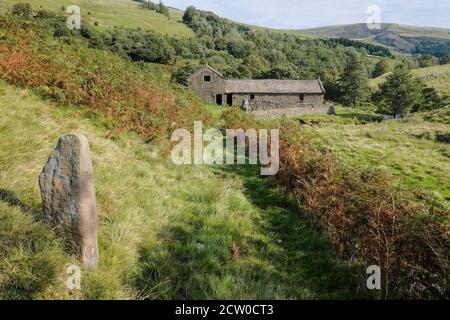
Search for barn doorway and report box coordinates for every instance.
[216,94,223,105]
[226,94,233,106]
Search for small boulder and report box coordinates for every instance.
[39,133,99,267]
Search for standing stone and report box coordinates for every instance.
[39,133,99,267]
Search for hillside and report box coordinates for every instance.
[299,23,450,56]
[371,64,450,96]
[0,80,366,299]
[0,0,194,37]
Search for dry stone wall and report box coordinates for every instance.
[248,103,333,119]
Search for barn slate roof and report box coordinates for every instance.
[225,79,325,94]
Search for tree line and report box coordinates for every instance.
[30,4,381,87]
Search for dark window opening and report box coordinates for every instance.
[227,94,233,106]
[204,75,211,82]
[250,94,255,100]
[216,94,223,105]
[299,94,304,102]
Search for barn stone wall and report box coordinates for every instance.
[231,93,324,107]
[249,104,330,119]
[188,69,225,104]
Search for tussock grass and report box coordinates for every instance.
[0,82,361,299]
[419,106,450,124]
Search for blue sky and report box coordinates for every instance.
[162,0,450,29]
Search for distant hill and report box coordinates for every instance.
[299,23,450,56]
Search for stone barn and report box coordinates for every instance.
[188,65,330,118]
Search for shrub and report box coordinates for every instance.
[11,3,32,18]
[373,59,393,78]
[418,54,439,68]
[440,54,450,65]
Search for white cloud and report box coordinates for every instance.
[163,0,450,29]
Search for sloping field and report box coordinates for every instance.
[0,0,194,37]
[371,64,450,96]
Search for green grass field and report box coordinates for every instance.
[0,0,194,37]
[0,81,366,299]
[298,108,450,201]
[371,64,450,96]
[297,106,383,125]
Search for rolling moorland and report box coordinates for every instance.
[0,1,449,300]
[299,23,450,56]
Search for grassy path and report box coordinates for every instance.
[214,165,365,299]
